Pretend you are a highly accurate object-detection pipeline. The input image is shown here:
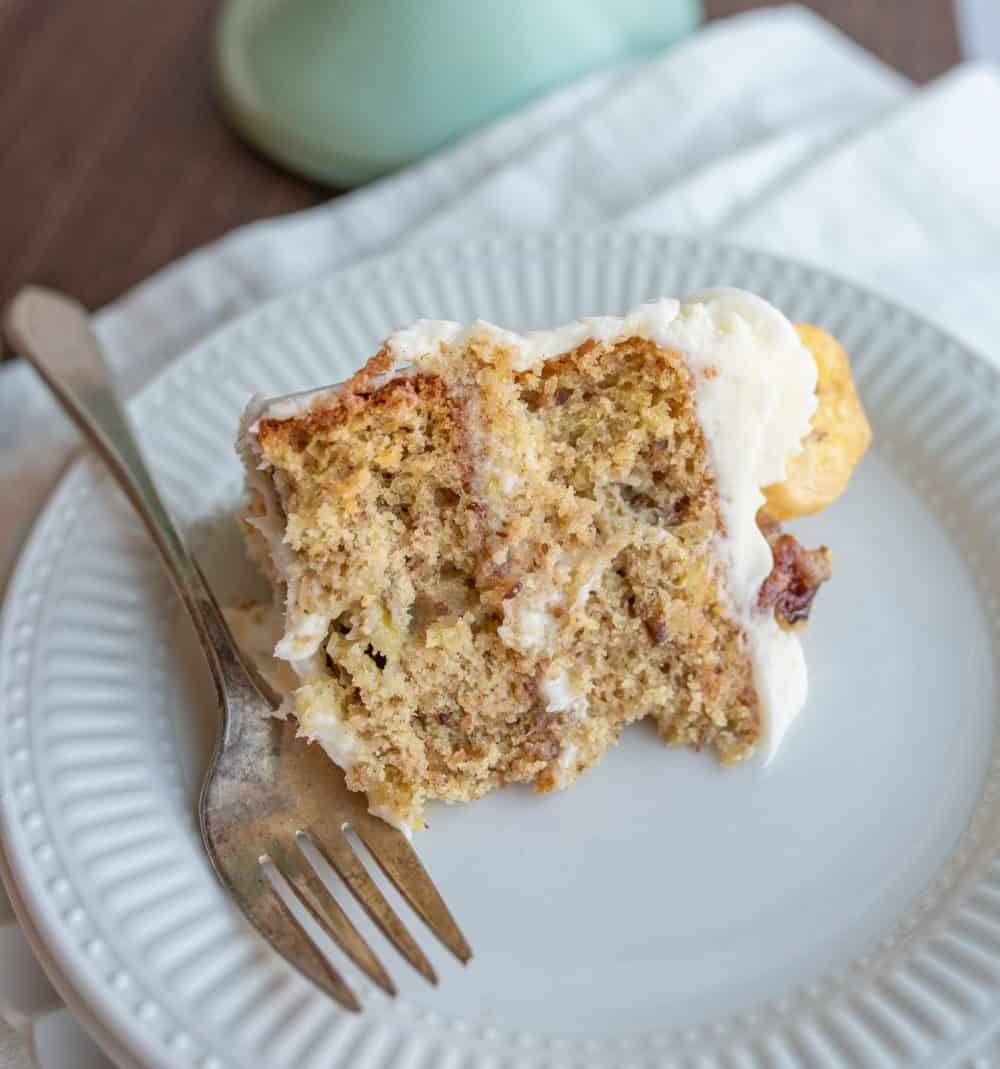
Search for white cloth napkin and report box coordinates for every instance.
[4,5,1000,1065]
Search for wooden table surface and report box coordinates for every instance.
[0,0,960,350]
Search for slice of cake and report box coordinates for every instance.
[237,289,870,830]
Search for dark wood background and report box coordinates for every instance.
[0,0,959,345]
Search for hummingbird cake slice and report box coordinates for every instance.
[236,289,869,830]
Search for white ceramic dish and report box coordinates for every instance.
[2,233,1000,1069]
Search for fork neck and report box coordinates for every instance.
[4,287,274,745]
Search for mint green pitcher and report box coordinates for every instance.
[218,0,702,187]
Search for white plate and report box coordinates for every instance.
[3,232,1000,1069]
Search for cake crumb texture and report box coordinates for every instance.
[249,332,772,828]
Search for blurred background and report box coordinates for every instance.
[0,0,995,334]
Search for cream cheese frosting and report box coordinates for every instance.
[240,289,818,782]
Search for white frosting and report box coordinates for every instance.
[538,671,588,718]
[243,289,818,771]
[559,743,579,768]
[297,705,357,765]
[677,289,816,757]
[498,595,561,655]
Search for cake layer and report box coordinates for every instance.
[238,291,822,829]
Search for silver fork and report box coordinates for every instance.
[4,287,472,1012]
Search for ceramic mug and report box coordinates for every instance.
[218,0,702,186]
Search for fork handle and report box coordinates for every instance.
[3,286,262,731]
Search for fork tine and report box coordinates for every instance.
[277,847,397,997]
[251,857,361,1012]
[302,827,438,984]
[352,819,472,964]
